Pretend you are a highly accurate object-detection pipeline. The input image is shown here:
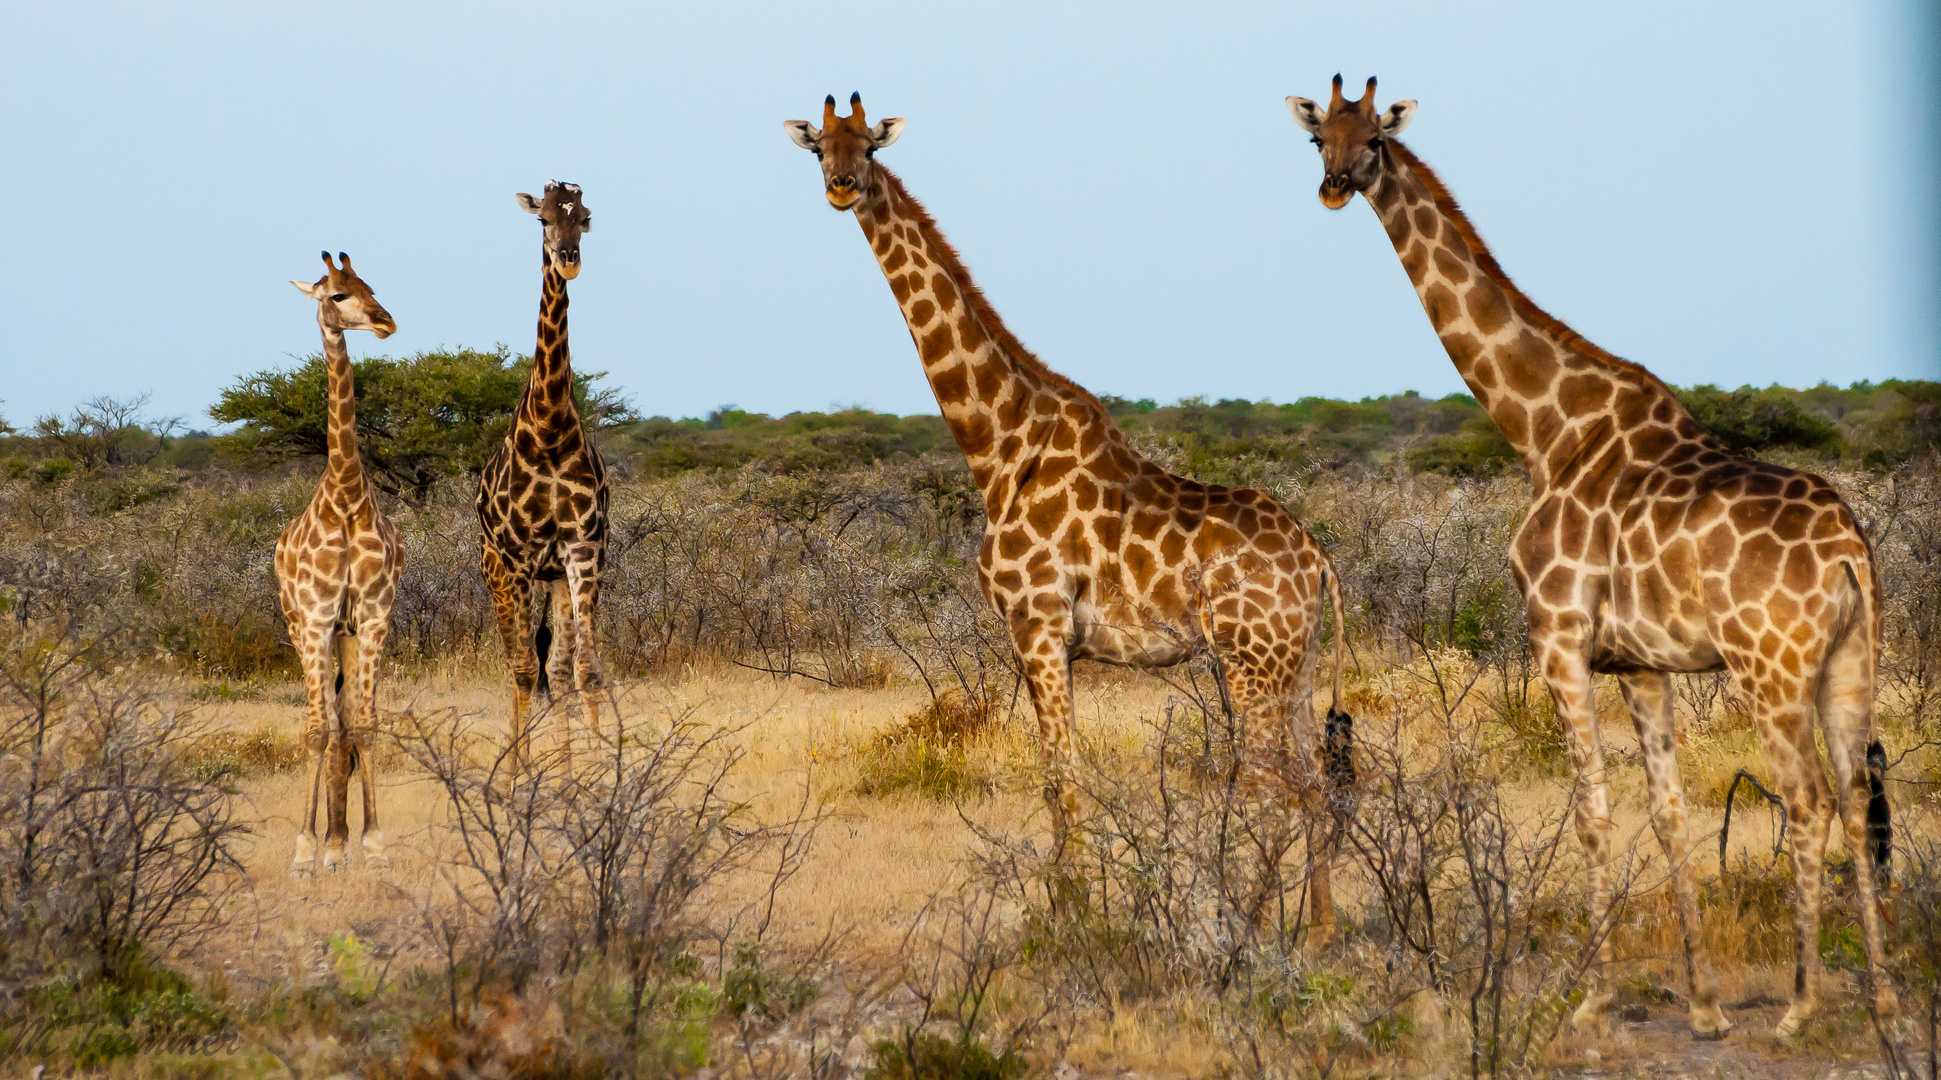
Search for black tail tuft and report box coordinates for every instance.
[1324,709,1356,822]
[1867,740,1892,877]
[534,620,553,702]
[1324,709,1355,792]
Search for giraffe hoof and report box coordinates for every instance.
[1874,986,1902,1024]
[1773,1012,1810,1045]
[1689,1007,1731,1040]
[1570,993,1615,1037]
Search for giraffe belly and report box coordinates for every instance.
[1590,610,1725,674]
[1071,597,1194,668]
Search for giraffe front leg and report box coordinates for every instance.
[291,622,335,877]
[1620,672,1728,1039]
[565,549,606,766]
[350,613,391,867]
[1541,646,1618,1036]
[482,544,537,773]
[1010,601,1079,852]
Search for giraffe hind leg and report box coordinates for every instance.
[319,631,356,872]
[545,577,577,768]
[1817,620,1898,1026]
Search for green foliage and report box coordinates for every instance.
[719,941,818,1022]
[209,346,637,498]
[1678,383,1843,455]
[14,956,230,1067]
[867,1031,1027,1080]
[622,406,950,475]
[1404,414,1518,477]
[329,932,382,1004]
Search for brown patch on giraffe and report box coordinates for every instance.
[1400,241,1429,283]
[1432,246,1470,283]
[931,362,969,405]
[1502,331,1559,397]
[1423,282,1462,327]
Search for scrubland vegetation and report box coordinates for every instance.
[0,358,1939,1077]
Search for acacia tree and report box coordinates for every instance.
[210,346,637,499]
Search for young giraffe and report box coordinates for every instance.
[477,181,608,769]
[1287,76,1895,1039]
[277,251,401,874]
[787,94,1353,929]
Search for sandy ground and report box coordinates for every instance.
[176,663,1915,1078]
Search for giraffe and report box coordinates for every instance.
[277,251,401,874]
[476,181,608,770]
[787,93,1354,931]
[1286,75,1895,1039]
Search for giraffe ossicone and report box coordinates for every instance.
[276,249,401,876]
[787,93,1355,935]
[1289,74,1896,1040]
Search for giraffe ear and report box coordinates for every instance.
[1379,99,1417,136]
[783,120,821,150]
[515,192,543,215]
[869,118,905,149]
[290,278,325,299]
[1286,96,1326,134]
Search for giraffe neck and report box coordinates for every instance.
[854,166,1118,493]
[318,321,368,501]
[1366,141,1706,490]
[518,259,581,437]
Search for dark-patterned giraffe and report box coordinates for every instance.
[1287,75,1894,1039]
[787,94,1353,931]
[477,181,609,769]
[277,251,401,874]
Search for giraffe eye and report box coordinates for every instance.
[329,293,349,302]
[1367,137,1383,150]
[1309,136,1321,147]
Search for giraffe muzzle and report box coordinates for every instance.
[1319,173,1354,210]
[826,177,861,210]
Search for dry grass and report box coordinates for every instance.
[110,659,1921,1078]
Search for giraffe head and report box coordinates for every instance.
[784,92,906,211]
[1285,75,1417,209]
[289,251,395,338]
[515,180,591,280]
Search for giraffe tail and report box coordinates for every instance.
[534,609,554,703]
[1841,557,1891,879]
[1321,558,1355,806]
[332,635,362,781]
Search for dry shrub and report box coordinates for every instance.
[852,691,1005,803]
[286,689,830,1079]
[0,620,249,1066]
[181,722,304,782]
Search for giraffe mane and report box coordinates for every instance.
[1384,139,1689,406]
[876,167,1119,425]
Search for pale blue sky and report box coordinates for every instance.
[2,1,1935,430]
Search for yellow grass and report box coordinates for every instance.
[160,659,1926,1078]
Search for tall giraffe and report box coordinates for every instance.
[787,94,1353,930]
[278,251,401,874]
[477,181,608,769]
[1287,76,1894,1039]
